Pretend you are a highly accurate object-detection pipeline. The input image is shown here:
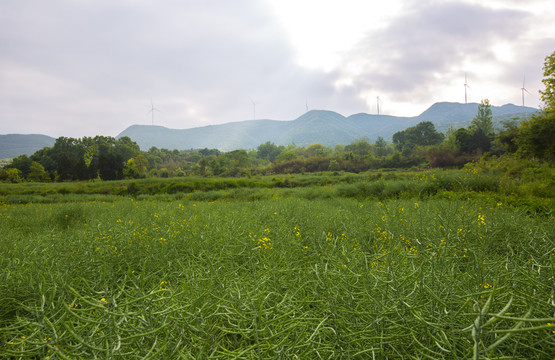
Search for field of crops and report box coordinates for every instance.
[1,173,554,358]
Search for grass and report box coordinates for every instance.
[1,191,554,358]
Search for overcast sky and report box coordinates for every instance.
[1,0,553,138]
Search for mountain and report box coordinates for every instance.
[0,102,537,160]
[0,134,56,159]
[117,102,538,151]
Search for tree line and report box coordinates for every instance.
[2,52,554,183]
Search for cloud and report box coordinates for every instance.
[1,0,552,138]
[339,2,535,106]
[0,0,366,137]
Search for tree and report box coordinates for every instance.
[28,161,47,182]
[1,168,23,183]
[256,141,284,162]
[275,150,298,162]
[97,144,124,180]
[344,138,372,157]
[455,128,475,153]
[472,128,491,153]
[516,111,555,160]
[115,136,141,162]
[513,51,555,160]
[393,121,444,154]
[470,99,494,135]
[373,136,388,157]
[46,137,88,181]
[30,147,57,181]
[304,144,330,157]
[492,119,519,154]
[539,51,555,112]
[4,155,32,178]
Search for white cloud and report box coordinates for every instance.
[332,1,552,114]
[0,0,553,138]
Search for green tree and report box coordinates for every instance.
[256,141,284,162]
[4,155,33,178]
[304,144,330,157]
[470,99,494,135]
[97,144,124,180]
[224,149,249,176]
[115,136,141,162]
[30,147,57,180]
[345,138,372,157]
[275,150,298,162]
[28,161,47,182]
[393,121,444,155]
[373,136,388,157]
[48,137,88,181]
[455,128,475,153]
[492,119,520,154]
[516,111,555,160]
[513,51,555,160]
[1,168,23,183]
[539,51,555,112]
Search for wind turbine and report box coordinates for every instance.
[250,99,256,120]
[464,73,470,104]
[376,96,382,115]
[521,76,531,107]
[148,100,160,126]
[305,98,309,113]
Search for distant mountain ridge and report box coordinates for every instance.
[0,102,538,160]
[117,102,538,151]
[0,134,56,159]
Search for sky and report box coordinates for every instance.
[1,0,554,138]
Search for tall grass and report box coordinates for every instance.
[1,196,554,358]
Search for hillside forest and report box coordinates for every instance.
[1,52,554,183]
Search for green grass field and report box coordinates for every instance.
[1,173,554,358]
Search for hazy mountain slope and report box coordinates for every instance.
[345,114,419,140]
[116,102,538,151]
[119,120,289,150]
[1,102,537,160]
[275,110,361,146]
[417,102,537,131]
[0,134,56,159]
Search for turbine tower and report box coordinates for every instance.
[464,73,470,104]
[521,76,531,107]
[148,100,160,125]
[251,99,256,120]
[376,96,382,115]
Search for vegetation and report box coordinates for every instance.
[0,167,554,358]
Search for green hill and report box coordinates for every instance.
[0,134,56,159]
[117,102,538,151]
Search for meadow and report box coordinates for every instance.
[1,170,554,358]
